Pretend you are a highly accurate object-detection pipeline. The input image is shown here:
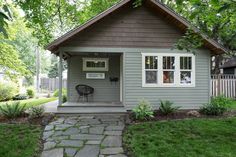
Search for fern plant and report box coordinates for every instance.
[0,102,26,119]
[159,100,180,115]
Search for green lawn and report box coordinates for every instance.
[124,118,236,157]
[0,124,42,157]
[0,97,57,108]
[230,101,236,109]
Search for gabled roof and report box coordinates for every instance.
[220,57,236,69]
[46,0,228,55]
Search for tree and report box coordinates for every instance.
[15,0,119,46]
[48,55,67,78]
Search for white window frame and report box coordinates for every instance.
[83,58,109,71]
[142,53,195,87]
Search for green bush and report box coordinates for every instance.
[53,88,67,103]
[132,99,154,120]
[200,96,232,116]
[26,87,35,98]
[0,81,18,101]
[0,102,26,119]
[13,94,28,100]
[159,100,180,115]
[28,106,45,118]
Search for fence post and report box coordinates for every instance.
[217,74,221,96]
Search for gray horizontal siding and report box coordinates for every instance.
[124,50,211,110]
[62,4,182,48]
[68,55,120,102]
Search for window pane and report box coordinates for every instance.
[146,71,157,84]
[145,56,158,69]
[163,71,174,83]
[86,61,105,68]
[163,56,175,69]
[180,57,192,69]
[180,71,191,84]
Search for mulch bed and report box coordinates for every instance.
[0,113,55,126]
[128,110,236,123]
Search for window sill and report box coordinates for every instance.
[142,84,196,88]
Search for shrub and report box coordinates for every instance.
[13,94,28,100]
[132,99,154,120]
[200,96,232,116]
[26,87,35,98]
[0,102,26,119]
[0,81,18,101]
[53,88,67,103]
[159,100,180,115]
[28,106,45,118]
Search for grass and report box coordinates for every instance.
[124,118,236,157]
[229,101,236,109]
[0,124,42,157]
[0,97,57,109]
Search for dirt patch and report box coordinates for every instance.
[0,113,55,126]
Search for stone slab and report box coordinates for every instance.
[58,140,83,147]
[41,148,63,157]
[101,136,122,147]
[75,145,99,157]
[100,147,124,155]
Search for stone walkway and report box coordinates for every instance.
[41,115,127,157]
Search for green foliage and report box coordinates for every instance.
[13,94,28,100]
[0,124,42,157]
[0,4,12,37]
[124,117,236,157]
[16,0,119,46]
[133,0,143,8]
[200,96,232,116]
[174,29,203,54]
[159,100,180,115]
[26,87,35,98]
[28,106,44,118]
[0,81,18,101]
[0,102,26,119]
[53,88,67,103]
[132,99,154,120]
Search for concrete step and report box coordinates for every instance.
[56,106,127,114]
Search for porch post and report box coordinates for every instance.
[58,50,63,106]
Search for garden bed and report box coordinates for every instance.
[128,109,236,123]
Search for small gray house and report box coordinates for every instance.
[220,57,236,75]
[47,0,227,113]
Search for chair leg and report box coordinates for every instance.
[86,95,88,102]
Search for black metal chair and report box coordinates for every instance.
[75,84,94,102]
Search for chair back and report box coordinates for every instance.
[75,84,94,95]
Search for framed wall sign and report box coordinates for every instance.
[83,58,109,71]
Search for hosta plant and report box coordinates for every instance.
[132,99,154,120]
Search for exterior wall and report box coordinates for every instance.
[62,4,182,48]
[223,67,236,75]
[123,49,211,110]
[67,54,120,102]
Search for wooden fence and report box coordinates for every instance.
[40,78,67,92]
[211,75,236,98]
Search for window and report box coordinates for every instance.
[83,58,109,71]
[163,56,175,84]
[180,57,192,84]
[142,53,195,87]
[145,56,158,84]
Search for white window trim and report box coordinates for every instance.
[142,53,195,87]
[83,58,109,71]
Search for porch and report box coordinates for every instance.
[57,50,126,114]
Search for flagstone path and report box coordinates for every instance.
[41,115,127,157]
